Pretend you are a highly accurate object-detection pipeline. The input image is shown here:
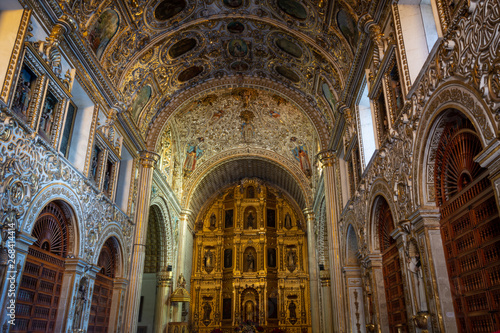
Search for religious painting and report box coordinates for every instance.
[268,297,278,318]
[39,91,58,140]
[388,62,404,114]
[286,248,297,272]
[178,65,203,82]
[277,0,307,20]
[204,249,214,273]
[224,249,232,268]
[337,9,358,52]
[225,209,234,228]
[227,21,245,33]
[88,9,119,59]
[276,65,300,83]
[288,300,297,324]
[103,159,114,197]
[276,38,303,58]
[130,85,152,120]
[223,0,243,8]
[322,82,337,112]
[269,109,280,118]
[183,141,203,175]
[267,248,276,268]
[154,0,186,21]
[90,145,102,183]
[223,298,232,320]
[12,65,37,117]
[267,209,276,228]
[228,39,248,57]
[244,247,257,272]
[60,101,76,158]
[292,144,312,177]
[168,38,197,59]
[230,61,249,72]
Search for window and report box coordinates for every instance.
[59,101,76,158]
[357,82,376,167]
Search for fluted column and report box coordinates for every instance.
[304,209,321,333]
[123,151,160,332]
[154,269,173,333]
[318,150,346,332]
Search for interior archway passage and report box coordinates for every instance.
[190,179,311,331]
[88,237,119,333]
[435,118,500,332]
[14,202,70,332]
[376,196,408,332]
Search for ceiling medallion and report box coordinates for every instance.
[228,39,249,57]
[178,66,203,82]
[223,0,243,8]
[277,0,307,20]
[168,38,197,59]
[276,66,300,83]
[276,38,303,58]
[227,21,245,34]
[230,61,250,72]
[154,0,187,21]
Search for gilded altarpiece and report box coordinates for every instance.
[191,180,311,332]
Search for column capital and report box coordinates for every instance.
[317,150,337,167]
[139,150,160,168]
[303,208,315,219]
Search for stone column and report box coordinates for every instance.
[407,209,458,333]
[109,277,128,333]
[344,267,366,333]
[175,209,193,285]
[362,254,388,333]
[122,151,160,332]
[154,270,173,333]
[318,150,346,332]
[319,271,334,333]
[304,209,321,333]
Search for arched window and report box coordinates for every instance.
[357,82,376,167]
[15,202,70,332]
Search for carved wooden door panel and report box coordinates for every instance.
[436,126,500,332]
[87,274,113,333]
[14,203,68,333]
[14,248,65,332]
[378,198,408,332]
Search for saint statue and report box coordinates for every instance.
[247,212,255,229]
[289,301,297,319]
[178,273,187,288]
[247,252,255,272]
[245,301,254,322]
[284,213,292,229]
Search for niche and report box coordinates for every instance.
[244,206,257,229]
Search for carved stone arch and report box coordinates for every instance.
[145,204,167,272]
[345,224,360,266]
[366,179,399,252]
[181,149,313,213]
[96,236,121,278]
[414,81,498,207]
[150,196,176,267]
[22,184,83,257]
[93,225,126,277]
[314,196,328,267]
[147,77,331,151]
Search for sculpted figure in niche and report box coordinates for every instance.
[284,213,292,229]
[203,302,212,321]
[247,212,255,229]
[209,213,216,229]
[204,250,214,272]
[289,300,297,319]
[247,252,255,272]
[245,301,255,322]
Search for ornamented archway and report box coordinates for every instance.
[433,112,500,332]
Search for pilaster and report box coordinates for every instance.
[304,209,320,333]
[122,150,160,332]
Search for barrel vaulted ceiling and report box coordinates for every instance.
[63,0,366,208]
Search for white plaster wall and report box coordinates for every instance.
[398,5,430,83]
[138,273,157,333]
[115,147,134,212]
[68,79,94,172]
[0,6,23,92]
